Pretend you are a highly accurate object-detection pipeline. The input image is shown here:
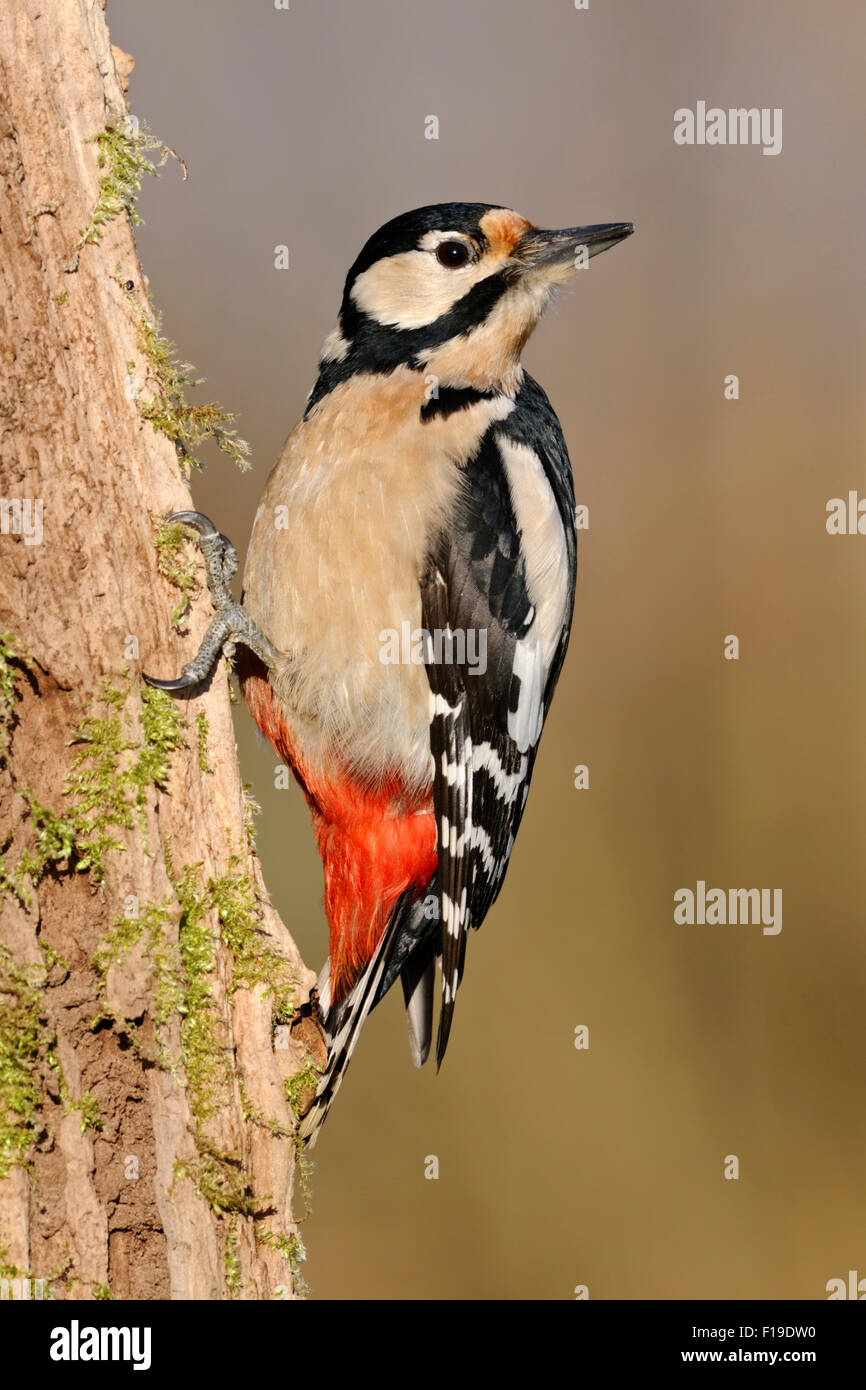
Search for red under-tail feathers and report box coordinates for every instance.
[239,656,437,1003]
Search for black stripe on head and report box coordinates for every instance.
[305,203,516,416]
[342,260,512,352]
[306,270,512,415]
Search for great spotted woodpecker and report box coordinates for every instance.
[145,203,632,1142]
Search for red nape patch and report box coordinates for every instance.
[240,659,437,1002]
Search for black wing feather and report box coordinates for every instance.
[421,373,577,1064]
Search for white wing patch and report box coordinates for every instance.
[509,634,545,753]
[497,435,570,671]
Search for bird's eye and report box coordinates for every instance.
[436,241,471,269]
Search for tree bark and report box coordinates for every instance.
[0,0,321,1300]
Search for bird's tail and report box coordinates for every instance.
[297,891,438,1146]
[297,929,396,1147]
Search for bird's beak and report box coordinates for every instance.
[517,221,634,276]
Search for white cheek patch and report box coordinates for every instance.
[350,241,503,332]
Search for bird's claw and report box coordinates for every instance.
[163,510,238,604]
[143,510,277,691]
[142,667,204,693]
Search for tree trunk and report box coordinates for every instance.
[0,0,321,1300]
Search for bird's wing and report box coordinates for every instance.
[422,372,577,1065]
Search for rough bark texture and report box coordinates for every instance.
[0,0,323,1299]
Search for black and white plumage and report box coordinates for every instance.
[419,373,577,1061]
[235,202,632,1142]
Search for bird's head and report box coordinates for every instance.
[316,202,633,397]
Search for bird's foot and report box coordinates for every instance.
[143,510,277,691]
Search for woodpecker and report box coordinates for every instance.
[145,203,632,1142]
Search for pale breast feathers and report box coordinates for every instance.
[241,368,517,790]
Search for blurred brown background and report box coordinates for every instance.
[109,0,866,1299]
